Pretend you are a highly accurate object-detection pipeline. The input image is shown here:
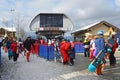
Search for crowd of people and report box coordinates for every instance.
[0,30,119,76]
[0,35,75,66]
[83,30,119,75]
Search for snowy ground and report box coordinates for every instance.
[0,47,120,80]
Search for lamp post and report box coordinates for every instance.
[10,9,14,37]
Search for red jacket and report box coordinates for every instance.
[60,41,71,51]
[11,42,17,53]
[60,41,66,50]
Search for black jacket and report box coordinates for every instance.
[24,39,34,51]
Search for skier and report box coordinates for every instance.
[24,36,34,62]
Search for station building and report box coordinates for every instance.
[29,13,73,39]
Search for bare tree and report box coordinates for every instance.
[14,13,26,40]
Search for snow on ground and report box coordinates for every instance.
[0,47,120,80]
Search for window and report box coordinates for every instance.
[40,14,63,27]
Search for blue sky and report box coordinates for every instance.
[0,0,120,32]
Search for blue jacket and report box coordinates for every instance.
[6,40,12,49]
[94,37,106,57]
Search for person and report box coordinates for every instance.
[0,35,3,48]
[54,39,61,62]
[11,38,18,63]
[18,38,24,57]
[119,37,120,45]
[94,30,106,75]
[40,38,44,44]
[24,36,34,62]
[0,35,3,63]
[34,40,39,56]
[69,41,75,66]
[89,35,95,61]
[83,37,90,57]
[60,39,70,65]
[117,37,120,51]
[6,37,13,60]
[2,37,8,53]
[18,38,23,50]
[107,32,118,66]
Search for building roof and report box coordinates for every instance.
[0,27,16,32]
[72,20,120,34]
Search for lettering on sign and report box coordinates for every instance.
[44,27,59,30]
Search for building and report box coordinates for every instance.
[29,13,73,39]
[0,27,16,37]
[72,20,120,41]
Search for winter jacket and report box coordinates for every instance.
[84,40,90,49]
[94,37,106,57]
[11,42,17,53]
[6,40,12,49]
[60,41,71,55]
[24,39,34,51]
[60,41,66,50]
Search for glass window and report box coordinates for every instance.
[40,14,63,27]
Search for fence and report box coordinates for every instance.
[74,42,84,53]
[39,44,54,60]
[38,42,84,61]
